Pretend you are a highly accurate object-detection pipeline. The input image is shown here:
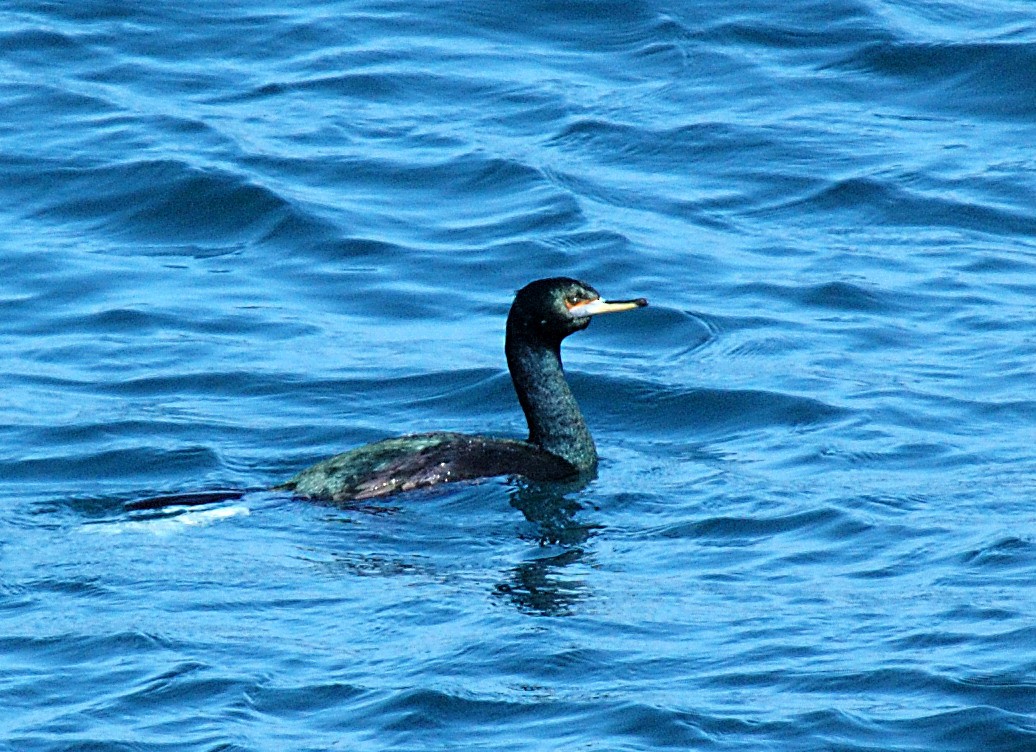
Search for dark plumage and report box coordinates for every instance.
[276,277,646,501]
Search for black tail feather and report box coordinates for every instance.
[124,489,251,512]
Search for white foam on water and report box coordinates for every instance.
[84,505,251,536]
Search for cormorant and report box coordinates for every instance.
[275,277,647,501]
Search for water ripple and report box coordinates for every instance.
[2,1,1035,750]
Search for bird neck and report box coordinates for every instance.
[505,323,597,473]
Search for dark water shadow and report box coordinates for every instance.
[493,547,588,617]
[509,476,597,546]
[113,475,602,618]
[493,478,599,617]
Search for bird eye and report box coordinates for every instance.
[566,295,581,306]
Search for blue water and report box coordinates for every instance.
[2,0,1034,749]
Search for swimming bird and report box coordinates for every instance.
[275,277,647,501]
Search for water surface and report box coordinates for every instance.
[1,1,1034,749]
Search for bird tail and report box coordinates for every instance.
[124,488,254,512]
